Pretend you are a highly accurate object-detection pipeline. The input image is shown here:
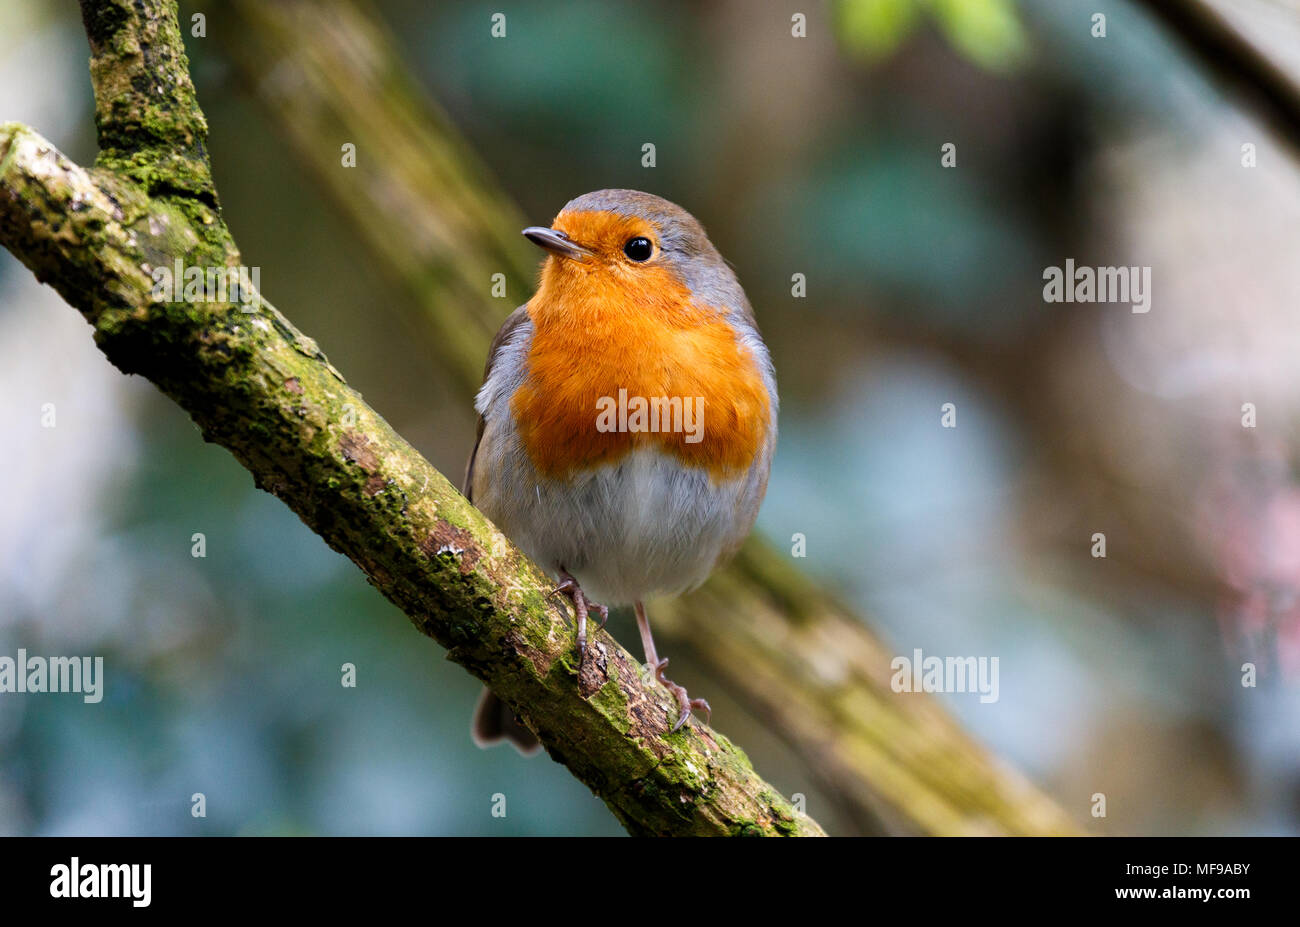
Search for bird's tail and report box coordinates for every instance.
[471,686,542,755]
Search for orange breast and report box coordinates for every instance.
[511,262,770,482]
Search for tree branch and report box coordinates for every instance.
[217,0,1084,836]
[80,0,215,202]
[0,0,823,837]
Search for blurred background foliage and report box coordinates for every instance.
[2,0,1298,835]
[837,0,1029,71]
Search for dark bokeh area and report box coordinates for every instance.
[2,0,1298,835]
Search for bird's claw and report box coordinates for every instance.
[550,573,608,658]
[654,658,710,732]
[671,696,711,733]
[546,577,577,604]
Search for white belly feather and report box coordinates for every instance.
[473,423,766,604]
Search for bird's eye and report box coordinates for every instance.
[623,237,653,262]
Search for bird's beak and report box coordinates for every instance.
[523,226,594,261]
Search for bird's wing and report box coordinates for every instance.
[463,304,531,502]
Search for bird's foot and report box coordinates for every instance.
[654,658,711,733]
[549,570,608,657]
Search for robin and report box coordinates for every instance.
[465,189,777,752]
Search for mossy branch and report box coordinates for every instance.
[0,0,823,837]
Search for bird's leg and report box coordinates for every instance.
[550,568,608,656]
[635,601,710,732]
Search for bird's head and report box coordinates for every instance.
[523,189,743,327]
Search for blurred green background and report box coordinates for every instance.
[2,0,1298,835]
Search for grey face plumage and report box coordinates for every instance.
[559,189,718,260]
[556,189,748,323]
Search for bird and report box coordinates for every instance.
[464,189,777,753]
